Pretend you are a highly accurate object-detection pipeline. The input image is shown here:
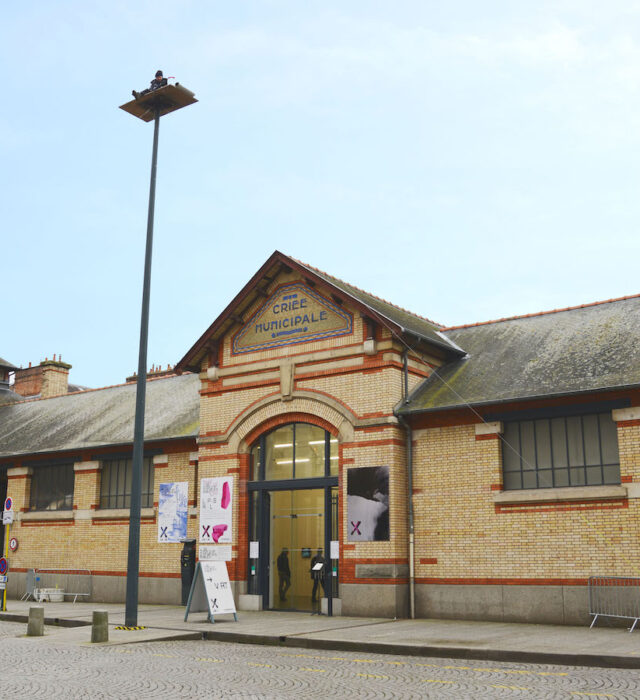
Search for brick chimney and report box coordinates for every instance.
[13,355,72,399]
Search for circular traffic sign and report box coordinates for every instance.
[0,558,7,576]
[9,538,18,552]
[4,497,12,512]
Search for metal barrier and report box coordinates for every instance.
[33,568,92,603]
[589,576,640,632]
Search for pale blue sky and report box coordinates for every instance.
[4,1,640,388]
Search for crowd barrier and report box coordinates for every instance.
[22,568,92,603]
[589,576,640,632]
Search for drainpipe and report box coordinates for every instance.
[396,349,415,619]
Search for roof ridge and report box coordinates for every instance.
[292,257,444,328]
[441,292,640,331]
[6,372,187,406]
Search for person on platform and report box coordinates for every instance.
[310,548,325,603]
[132,70,169,99]
[277,547,291,602]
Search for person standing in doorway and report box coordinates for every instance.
[277,547,291,602]
[310,548,325,603]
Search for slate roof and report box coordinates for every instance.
[293,259,463,356]
[0,357,17,370]
[0,373,199,459]
[401,295,640,414]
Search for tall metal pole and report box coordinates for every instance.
[125,107,160,627]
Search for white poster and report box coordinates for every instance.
[199,545,232,561]
[200,476,233,544]
[158,481,189,543]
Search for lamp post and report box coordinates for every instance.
[119,81,197,626]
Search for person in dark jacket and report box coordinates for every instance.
[277,547,291,601]
[310,548,325,602]
[132,70,168,99]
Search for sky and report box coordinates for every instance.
[4,1,640,388]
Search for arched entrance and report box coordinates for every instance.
[247,422,339,612]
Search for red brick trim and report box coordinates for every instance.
[75,468,101,475]
[199,453,241,462]
[360,426,386,433]
[616,419,640,427]
[475,433,500,441]
[621,475,634,483]
[342,458,355,464]
[7,474,30,480]
[416,577,589,586]
[227,467,241,474]
[490,483,503,491]
[420,558,438,565]
[201,377,280,396]
[341,438,404,449]
[244,413,339,447]
[21,520,75,526]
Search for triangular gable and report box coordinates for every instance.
[176,250,464,373]
[232,282,353,354]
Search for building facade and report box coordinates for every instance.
[1,251,639,624]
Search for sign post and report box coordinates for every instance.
[184,560,238,623]
[2,497,13,611]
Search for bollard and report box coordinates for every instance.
[91,609,109,643]
[27,606,45,637]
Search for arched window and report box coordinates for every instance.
[250,422,338,481]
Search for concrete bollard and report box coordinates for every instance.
[27,606,45,636]
[91,609,109,643]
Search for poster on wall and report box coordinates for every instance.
[200,476,233,544]
[158,482,189,543]
[347,466,389,542]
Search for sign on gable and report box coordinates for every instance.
[232,283,353,354]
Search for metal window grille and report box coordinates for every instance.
[99,457,154,509]
[29,463,74,511]
[502,412,620,490]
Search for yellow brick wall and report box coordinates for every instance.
[413,422,640,581]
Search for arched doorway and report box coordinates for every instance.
[247,422,339,612]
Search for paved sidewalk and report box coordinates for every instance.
[1,599,639,669]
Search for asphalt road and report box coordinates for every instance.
[1,621,640,698]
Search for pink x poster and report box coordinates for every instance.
[199,476,233,544]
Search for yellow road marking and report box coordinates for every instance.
[537,671,568,676]
[301,668,326,673]
[150,653,176,658]
[422,679,455,684]
[386,661,406,665]
[357,673,388,679]
[195,657,223,663]
[353,659,376,663]
[248,662,273,668]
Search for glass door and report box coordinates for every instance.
[269,489,325,611]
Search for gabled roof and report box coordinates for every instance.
[176,251,464,372]
[0,357,17,370]
[0,373,199,459]
[400,294,640,414]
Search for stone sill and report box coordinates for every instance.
[21,510,74,522]
[91,507,156,520]
[493,485,628,505]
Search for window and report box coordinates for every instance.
[250,423,338,481]
[502,412,620,490]
[100,457,154,509]
[30,463,74,511]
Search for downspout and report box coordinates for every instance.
[396,349,415,619]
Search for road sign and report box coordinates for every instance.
[4,497,12,512]
[0,558,8,576]
[2,510,14,525]
[8,538,18,552]
[0,575,7,583]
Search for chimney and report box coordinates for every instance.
[13,355,72,399]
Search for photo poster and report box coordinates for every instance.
[158,481,189,543]
[184,560,237,622]
[347,466,390,541]
[200,476,233,544]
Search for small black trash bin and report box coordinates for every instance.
[180,538,196,605]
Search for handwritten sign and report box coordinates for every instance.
[184,560,237,622]
[232,283,353,354]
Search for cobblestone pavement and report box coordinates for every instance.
[1,621,640,698]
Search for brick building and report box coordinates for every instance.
[1,250,639,624]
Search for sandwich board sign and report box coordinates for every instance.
[184,560,238,623]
